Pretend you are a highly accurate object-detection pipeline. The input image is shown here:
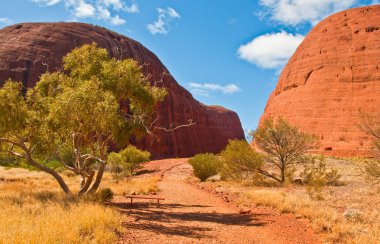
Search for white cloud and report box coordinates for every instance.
[259,0,357,26]
[32,0,136,25]
[98,0,139,13]
[188,83,241,97]
[32,0,61,6]
[74,0,95,18]
[238,31,304,69]
[123,3,139,13]
[109,15,126,25]
[0,17,13,25]
[147,7,180,35]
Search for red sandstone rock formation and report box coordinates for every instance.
[258,5,380,157]
[0,22,244,159]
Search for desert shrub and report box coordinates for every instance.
[364,159,380,184]
[97,188,114,202]
[343,208,364,222]
[33,191,58,202]
[189,153,221,181]
[252,117,318,184]
[108,145,150,181]
[220,140,264,182]
[301,156,341,186]
[301,156,341,200]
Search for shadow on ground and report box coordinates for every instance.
[114,202,268,239]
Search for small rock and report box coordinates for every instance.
[239,207,251,215]
[207,174,222,182]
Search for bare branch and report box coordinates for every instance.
[154,119,196,132]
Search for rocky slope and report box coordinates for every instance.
[258,5,380,157]
[0,22,244,158]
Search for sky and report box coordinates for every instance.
[0,0,378,134]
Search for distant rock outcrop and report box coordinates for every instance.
[0,22,244,159]
[258,5,380,157]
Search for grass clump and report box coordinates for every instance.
[0,200,122,243]
[240,188,379,243]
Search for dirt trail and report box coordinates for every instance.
[117,159,320,244]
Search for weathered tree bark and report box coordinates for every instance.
[26,154,72,194]
[87,161,105,193]
[79,171,95,195]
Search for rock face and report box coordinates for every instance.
[0,22,244,159]
[259,5,380,157]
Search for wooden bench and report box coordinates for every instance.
[124,195,165,204]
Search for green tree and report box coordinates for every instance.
[0,43,167,195]
[220,140,263,181]
[252,117,317,184]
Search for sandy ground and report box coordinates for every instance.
[116,159,321,244]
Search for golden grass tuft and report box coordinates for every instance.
[239,184,379,243]
[0,200,122,243]
[0,166,161,243]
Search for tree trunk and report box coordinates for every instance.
[280,166,285,185]
[87,161,105,193]
[78,171,95,195]
[26,156,72,194]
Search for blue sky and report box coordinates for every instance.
[0,0,378,133]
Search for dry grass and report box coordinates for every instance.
[218,157,380,243]
[0,166,161,243]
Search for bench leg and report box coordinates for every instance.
[130,198,133,204]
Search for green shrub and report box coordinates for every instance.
[189,153,221,181]
[220,140,263,182]
[108,145,150,181]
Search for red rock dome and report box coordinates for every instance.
[0,22,244,159]
[258,5,380,157]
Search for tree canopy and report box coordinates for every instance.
[252,117,317,184]
[0,43,167,195]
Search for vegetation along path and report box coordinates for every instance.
[115,159,320,243]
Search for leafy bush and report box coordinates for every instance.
[108,145,150,181]
[189,153,221,181]
[220,140,263,182]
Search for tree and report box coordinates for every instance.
[220,140,263,181]
[0,43,167,195]
[252,117,317,184]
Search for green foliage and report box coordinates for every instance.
[220,140,263,182]
[108,145,150,181]
[0,43,167,195]
[252,117,318,184]
[189,153,221,181]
